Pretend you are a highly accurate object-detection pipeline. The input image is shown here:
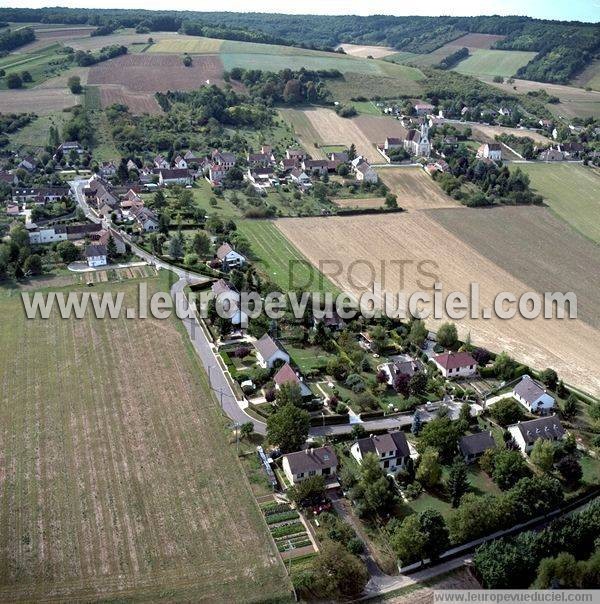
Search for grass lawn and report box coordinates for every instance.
[453,49,537,78]
[236,219,339,294]
[352,100,383,116]
[514,163,600,244]
[0,272,290,602]
[408,491,453,519]
[88,109,120,162]
[9,111,68,150]
[284,342,334,373]
[580,455,600,486]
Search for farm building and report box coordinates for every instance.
[282,446,338,485]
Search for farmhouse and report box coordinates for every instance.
[18,156,37,173]
[254,333,290,369]
[132,206,159,232]
[476,143,502,161]
[99,161,117,178]
[458,432,496,463]
[159,169,192,186]
[90,229,126,255]
[247,149,275,168]
[212,150,236,170]
[273,362,312,397]
[432,351,477,378]
[173,155,188,169]
[350,432,410,473]
[286,148,308,161]
[538,148,564,162]
[508,415,566,454]
[414,102,435,116]
[290,168,311,186]
[216,242,246,269]
[247,167,275,187]
[512,375,555,414]
[302,159,329,176]
[558,142,584,159]
[85,244,108,268]
[282,446,338,485]
[154,155,170,169]
[355,161,378,183]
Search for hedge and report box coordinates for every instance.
[359,409,385,420]
[309,414,349,426]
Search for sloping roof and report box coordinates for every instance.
[66,223,102,236]
[216,242,234,260]
[356,432,410,458]
[254,333,285,360]
[273,362,300,386]
[459,432,496,457]
[434,351,476,370]
[284,446,337,475]
[510,416,565,445]
[513,375,551,404]
[160,168,189,179]
[85,244,107,257]
[211,279,234,297]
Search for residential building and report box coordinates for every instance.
[212,150,236,169]
[12,187,70,204]
[154,155,170,169]
[99,161,117,178]
[476,143,502,161]
[458,432,496,463]
[90,229,126,254]
[273,362,311,397]
[282,446,338,485]
[247,167,274,187]
[159,169,192,186]
[211,279,248,327]
[85,244,108,268]
[290,168,311,186]
[173,155,188,169]
[432,352,477,378]
[56,141,83,156]
[18,156,37,172]
[415,102,435,116]
[302,159,329,176]
[286,148,308,161]
[131,206,159,231]
[512,375,555,414]
[216,242,246,269]
[538,148,564,162]
[380,358,420,386]
[254,333,290,369]
[0,170,18,186]
[508,416,566,454]
[208,163,229,186]
[350,432,411,473]
[355,161,378,183]
[28,225,68,244]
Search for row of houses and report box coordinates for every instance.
[538,142,585,162]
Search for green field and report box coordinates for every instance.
[453,48,537,78]
[148,36,223,54]
[516,163,600,244]
[0,44,72,88]
[236,219,339,293]
[9,111,68,150]
[0,272,290,602]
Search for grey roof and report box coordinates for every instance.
[254,333,285,360]
[211,279,234,297]
[356,432,410,459]
[85,244,107,257]
[284,446,337,475]
[513,375,551,404]
[66,223,102,236]
[510,416,565,445]
[459,432,496,457]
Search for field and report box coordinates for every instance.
[148,36,224,54]
[0,44,73,89]
[453,49,537,78]
[0,87,78,114]
[67,31,156,52]
[446,33,506,49]
[377,167,459,210]
[514,163,600,244]
[99,86,162,114]
[572,59,600,91]
[333,197,386,208]
[0,274,290,601]
[470,124,552,145]
[276,208,600,395]
[236,220,338,294]
[354,114,411,144]
[16,26,96,52]
[338,43,396,58]
[9,111,69,150]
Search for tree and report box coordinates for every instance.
[420,510,450,561]
[106,235,118,261]
[539,368,558,390]
[311,541,369,599]
[192,231,211,257]
[408,372,427,396]
[23,254,42,275]
[266,403,309,453]
[562,394,578,420]
[418,417,462,461]
[408,318,427,346]
[437,322,458,348]
[240,421,254,440]
[276,382,303,407]
[384,193,398,208]
[67,75,82,94]
[447,456,469,507]
[347,143,357,161]
[168,232,184,260]
[489,398,524,426]
[393,372,410,396]
[493,352,518,380]
[153,189,166,209]
[556,455,582,484]
[491,449,530,490]
[416,447,441,489]
[534,552,581,588]
[56,240,79,263]
[459,402,471,424]
[530,439,555,473]
[6,73,22,89]
[350,453,397,517]
[182,54,192,67]
[389,514,426,564]
[411,410,422,435]
[288,475,325,505]
[282,79,303,104]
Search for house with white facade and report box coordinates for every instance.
[273,362,312,397]
[508,416,566,454]
[355,161,378,183]
[85,244,108,268]
[476,143,502,161]
[512,375,555,414]
[216,242,246,269]
[254,334,290,369]
[282,446,338,485]
[432,352,477,378]
[350,432,411,473]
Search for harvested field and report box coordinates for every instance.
[0,88,78,114]
[378,167,459,210]
[88,53,228,93]
[148,36,223,54]
[67,31,154,52]
[34,66,89,89]
[280,107,384,162]
[0,274,289,601]
[99,85,162,114]
[470,124,552,145]
[354,114,410,145]
[276,208,600,395]
[572,59,600,91]
[338,43,396,58]
[453,49,537,78]
[447,33,506,49]
[333,197,386,208]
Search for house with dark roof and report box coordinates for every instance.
[508,415,566,453]
[286,148,308,161]
[273,362,312,397]
[432,352,477,378]
[302,159,329,176]
[211,280,248,327]
[351,432,411,472]
[158,168,192,186]
[254,333,290,369]
[459,432,496,463]
[512,375,555,414]
[282,446,338,485]
[85,244,107,268]
[380,357,420,386]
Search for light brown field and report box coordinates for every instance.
[354,114,409,145]
[34,66,89,89]
[99,85,162,114]
[378,167,459,210]
[276,208,600,395]
[0,275,289,602]
[15,27,96,52]
[0,88,78,114]
[471,124,552,145]
[88,53,228,93]
[333,197,386,208]
[67,32,154,52]
[338,43,396,59]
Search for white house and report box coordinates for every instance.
[254,334,290,369]
[154,155,170,169]
[28,225,68,245]
[380,358,420,386]
[273,362,312,397]
[173,155,188,169]
[282,446,338,485]
[432,352,477,378]
[476,143,502,161]
[350,432,410,473]
[85,244,108,268]
[159,169,192,186]
[512,375,555,414]
[216,242,246,269]
[290,168,311,186]
[355,161,378,183]
[211,279,248,327]
[508,415,566,454]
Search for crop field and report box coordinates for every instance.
[16,26,96,52]
[378,167,459,210]
[338,43,396,58]
[0,274,289,602]
[88,53,229,93]
[276,208,600,395]
[453,49,537,78]
[148,36,223,54]
[0,44,73,88]
[99,86,162,114]
[67,31,159,52]
[236,220,338,294]
[447,33,506,49]
[470,123,552,145]
[0,87,78,114]
[353,114,412,145]
[515,163,600,244]
[333,197,386,208]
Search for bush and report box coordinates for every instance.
[347,537,364,555]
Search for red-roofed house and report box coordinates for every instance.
[432,351,477,378]
[273,363,312,397]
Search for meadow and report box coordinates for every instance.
[515,163,600,244]
[453,49,537,79]
[0,272,290,602]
